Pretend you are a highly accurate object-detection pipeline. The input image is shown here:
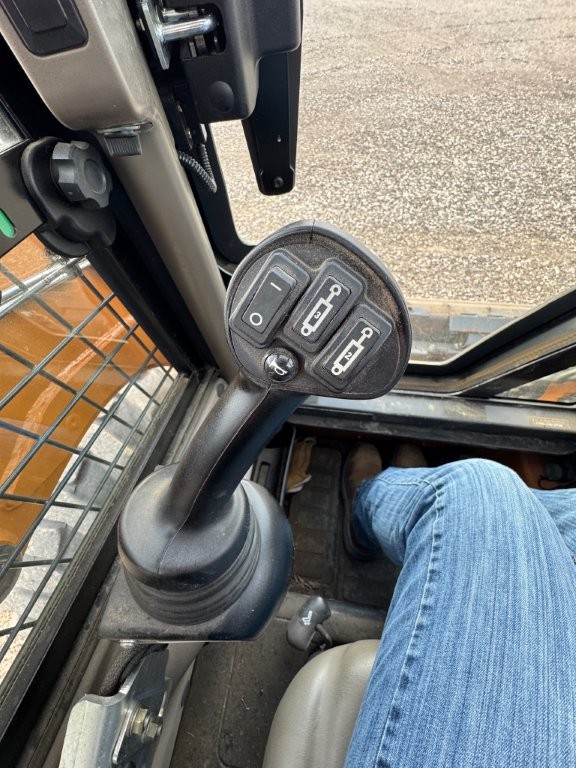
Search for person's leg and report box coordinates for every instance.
[345,459,576,768]
[532,487,576,557]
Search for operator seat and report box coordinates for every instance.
[263,639,379,768]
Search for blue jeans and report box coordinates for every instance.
[345,459,576,768]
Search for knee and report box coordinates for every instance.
[449,458,522,488]
[435,458,529,524]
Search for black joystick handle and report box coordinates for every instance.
[117,221,411,639]
[119,373,303,628]
[165,375,304,527]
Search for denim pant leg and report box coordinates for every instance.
[345,459,576,768]
[532,487,576,557]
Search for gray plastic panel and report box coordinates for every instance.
[0,0,236,379]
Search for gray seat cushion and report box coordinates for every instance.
[263,639,379,768]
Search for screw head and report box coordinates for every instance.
[264,351,298,383]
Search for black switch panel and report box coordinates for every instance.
[314,306,392,391]
[225,221,411,399]
[230,249,309,347]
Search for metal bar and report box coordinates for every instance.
[0,295,117,410]
[3,266,167,402]
[0,326,146,495]
[0,259,169,380]
[159,15,217,43]
[77,271,159,357]
[0,259,83,320]
[1,494,101,511]
[7,559,72,569]
[0,343,145,433]
[0,420,131,469]
[0,261,24,288]
[0,347,163,578]
[32,289,167,373]
[29,293,166,400]
[0,622,35,639]
[0,375,189,751]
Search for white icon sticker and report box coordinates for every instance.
[300,283,343,337]
[301,610,313,627]
[268,359,289,377]
[249,312,264,327]
[331,326,374,376]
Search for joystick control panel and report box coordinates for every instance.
[226,221,411,399]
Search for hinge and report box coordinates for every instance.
[137,0,220,69]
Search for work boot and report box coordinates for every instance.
[342,444,382,561]
[392,443,428,468]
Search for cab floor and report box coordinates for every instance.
[288,439,400,609]
[170,440,398,768]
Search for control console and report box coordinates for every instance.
[226,220,410,397]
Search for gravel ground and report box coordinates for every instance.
[213,0,576,306]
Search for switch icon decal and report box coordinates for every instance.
[293,275,351,344]
[331,326,374,376]
[301,282,343,337]
[319,314,391,389]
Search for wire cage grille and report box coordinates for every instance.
[0,237,178,685]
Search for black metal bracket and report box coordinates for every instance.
[0,142,42,257]
[242,46,302,195]
[20,137,116,257]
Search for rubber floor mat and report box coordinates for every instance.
[288,441,400,611]
[170,619,307,768]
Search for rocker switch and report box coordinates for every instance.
[293,277,350,343]
[241,267,296,335]
[314,311,393,390]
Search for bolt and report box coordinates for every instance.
[130,707,150,738]
[273,176,284,189]
[129,707,163,742]
[144,719,163,741]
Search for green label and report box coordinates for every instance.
[0,209,15,239]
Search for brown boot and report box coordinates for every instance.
[342,444,382,561]
[392,443,428,468]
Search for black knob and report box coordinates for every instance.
[264,350,299,382]
[50,141,113,210]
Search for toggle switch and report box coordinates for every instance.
[230,250,310,347]
[287,261,363,351]
[293,276,350,342]
[241,266,295,335]
[328,323,378,378]
[313,308,393,390]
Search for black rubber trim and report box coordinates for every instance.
[0,0,87,56]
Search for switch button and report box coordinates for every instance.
[241,267,296,335]
[319,315,392,389]
[293,276,350,343]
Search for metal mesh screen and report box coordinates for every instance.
[0,237,178,684]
